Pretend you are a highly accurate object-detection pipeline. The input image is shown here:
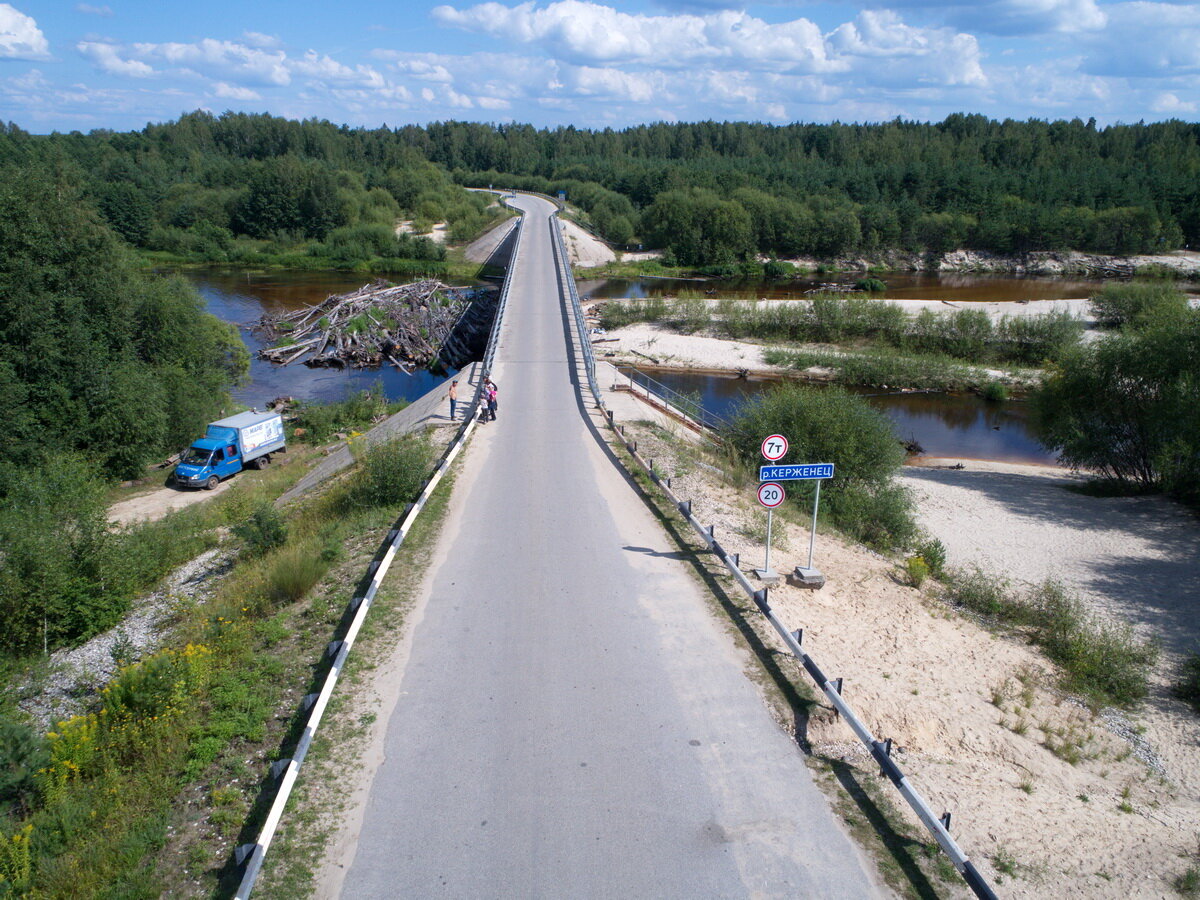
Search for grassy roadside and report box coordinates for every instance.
[0,428,440,897]
[248,464,457,896]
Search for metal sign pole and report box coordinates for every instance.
[764,508,773,572]
[807,479,821,570]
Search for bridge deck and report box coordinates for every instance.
[336,195,882,898]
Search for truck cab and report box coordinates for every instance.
[174,437,244,489]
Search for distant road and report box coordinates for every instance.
[337,194,882,897]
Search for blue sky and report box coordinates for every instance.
[1,0,1197,133]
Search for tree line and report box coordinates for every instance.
[4,112,1196,268]
[429,116,1197,261]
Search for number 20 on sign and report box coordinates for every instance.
[758,482,785,508]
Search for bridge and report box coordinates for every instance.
[325,194,882,896]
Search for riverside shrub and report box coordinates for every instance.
[723,384,915,550]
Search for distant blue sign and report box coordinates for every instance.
[759,463,835,482]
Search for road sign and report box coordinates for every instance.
[761,434,789,461]
[757,482,786,508]
[759,463,835,482]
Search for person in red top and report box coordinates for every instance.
[485,378,498,421]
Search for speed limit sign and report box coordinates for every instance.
[761,434,788,461]
[757,482,786,508]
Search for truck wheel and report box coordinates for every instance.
[254,455,269,470]
[205,476,219,491]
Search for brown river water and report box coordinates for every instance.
[192,269,1077,463]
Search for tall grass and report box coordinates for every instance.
[763,346,994,391]
[943,569,1157,707]
[715,297,1082,365]
[291,385,408,444]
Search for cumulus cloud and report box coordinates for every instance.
[133,39,292,86]
[876,0,1106,36]
[0,4,50,60]
[1080,2,1200,76]
[430,1,984,88]
[78,41,155,77]
[212,81,262,101]
[1151,91,1198,114]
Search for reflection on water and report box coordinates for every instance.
[579,272,1121,304]
[187,269,457,409]
[622,369,1058,466]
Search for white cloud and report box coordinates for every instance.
[1081,2,1200,76]
[0,4,50,60]
[136,38,292,85]
[876,0,1106,36]
[242,31,282,49]
[1151,91,1198,114]
[430,1,984,88]
[212,81,262,101]
[75,3,114,16]
[78,41,155,77]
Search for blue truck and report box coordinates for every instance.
[172,411,286,490]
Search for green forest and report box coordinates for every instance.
[3,112,1198,269]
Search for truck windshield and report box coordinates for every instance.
[182,449,213,466]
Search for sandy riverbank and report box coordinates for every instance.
[590,300,1200,893]
[615,408,1200,897]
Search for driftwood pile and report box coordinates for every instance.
[254,280,481,371]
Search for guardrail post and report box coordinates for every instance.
[792,628,803,645]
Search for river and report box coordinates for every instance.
[189,269,461,409]
[621,369,1056,466]
[194,268,1060,464]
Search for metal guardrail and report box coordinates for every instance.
[620,366,730,433]
[233,207,525,900]
[548,211,603,409]
[599,416,998,899]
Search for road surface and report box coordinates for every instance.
[336,195,882,898]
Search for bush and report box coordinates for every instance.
[1025,581,1157,706]
[263,539,328,604]
[982,381,1009,402]
[232,504,289,557]
[1031,310,1200,499]
[291,385,403,444]
[904,555,930,587]
[347,433,434,509]
[856,277,887,293]
[723,383,915,550]
[914,536,947,578]
[1090,282,1188,329]
[763,259,796,279]
[943,566,1014,619]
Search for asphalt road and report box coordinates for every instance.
[339,195,882,898]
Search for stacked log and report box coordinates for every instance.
[254,280,491,371]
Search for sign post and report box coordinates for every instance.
[756,458,836,587]
[753,434,789,584]
[755,482,786,582]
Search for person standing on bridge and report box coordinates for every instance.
[446,379,458,421]
[486,378,498,421]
